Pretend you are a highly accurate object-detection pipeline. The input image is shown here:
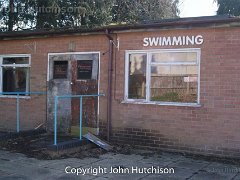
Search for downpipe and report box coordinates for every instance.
[105,30,114,142]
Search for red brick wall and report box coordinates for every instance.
[0,26,240,158]
[103,27,240,158]
[0,35,109,131]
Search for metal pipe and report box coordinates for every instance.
[113,34,118,101]
[57,94,104,99]
[79,97,83,140]
[105,30,114,142]
[0,92,46,95]
[54,96,58,145]
[16,94,20,133]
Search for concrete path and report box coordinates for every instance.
[0,150,239,180]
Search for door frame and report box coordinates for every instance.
[47,51,101,134]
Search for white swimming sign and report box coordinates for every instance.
[143,35,204,47]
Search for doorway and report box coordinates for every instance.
[47,52,100,136]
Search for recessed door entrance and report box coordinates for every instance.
[47,53,100,135]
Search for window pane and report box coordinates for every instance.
[3,67,29,95]
[128,54,147,99]
[77,60,93,80]
[3,57,29,64]
[151,52,197,63]
[151,65,198,103]
[53,61,68,79]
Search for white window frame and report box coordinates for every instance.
[0,54,31,98]
[124,48,201,107]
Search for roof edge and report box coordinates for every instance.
[0,15,240,40]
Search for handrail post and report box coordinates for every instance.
[79,96,83,140]
[0,92,46,133]
[54,96,58,145]
[16,93,20,133]
[52,94,104,145]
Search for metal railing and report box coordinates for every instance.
[0,92,46,132]
[54,94,105,145]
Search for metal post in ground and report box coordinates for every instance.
[53,94,104,145]
[16,93,20,133]
[79,96,83,141]
[54,96,58,145]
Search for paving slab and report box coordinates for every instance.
[88,157,134,169]
[93,177,109,180]
[47,173,96,180]
[143,174,186,180]
[0,150,239,180]
[169,158,210,171]
[161,152,185,161]
[0,150,9,154]
[42,159,91,171]
[0,169,13,176]
[100,172,148,180]
[190,170,234,180]
[204,162,240,175]
[104,153,144,162]
[0,174,31,180]
[0,160,61,179]
[233,173,240,180]
[0,152,27,161]
[64,157,102,166]
[139,158,174,167]
[196,162,240,180]
[143,167,195,180]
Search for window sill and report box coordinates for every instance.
[121,100,202,107]
[0,95,31,99]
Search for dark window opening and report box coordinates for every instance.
[77,60,93,80]
[3,67,28,96]
[3,57,29,64]
[128,54,147,99]
[53,61,68,79]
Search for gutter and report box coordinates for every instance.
[105,29,114,142]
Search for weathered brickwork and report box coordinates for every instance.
[102,27,240,158]
[100,123,240,158]
[0,24,240,158]
[0,35,109,131]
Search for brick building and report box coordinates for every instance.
[0,16,240,158]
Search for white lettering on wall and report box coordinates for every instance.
[149,37,159,46]
[143,38,149,47]
[172,36,182,46]
[195,35,204,45]
[143,35,204,47]
[162,37,172,46]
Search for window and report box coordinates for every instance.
[53,61,68,79]
[0,55,30,96]
[128,54,147,99]
[125,49,200,105]
[77,60,93,80]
